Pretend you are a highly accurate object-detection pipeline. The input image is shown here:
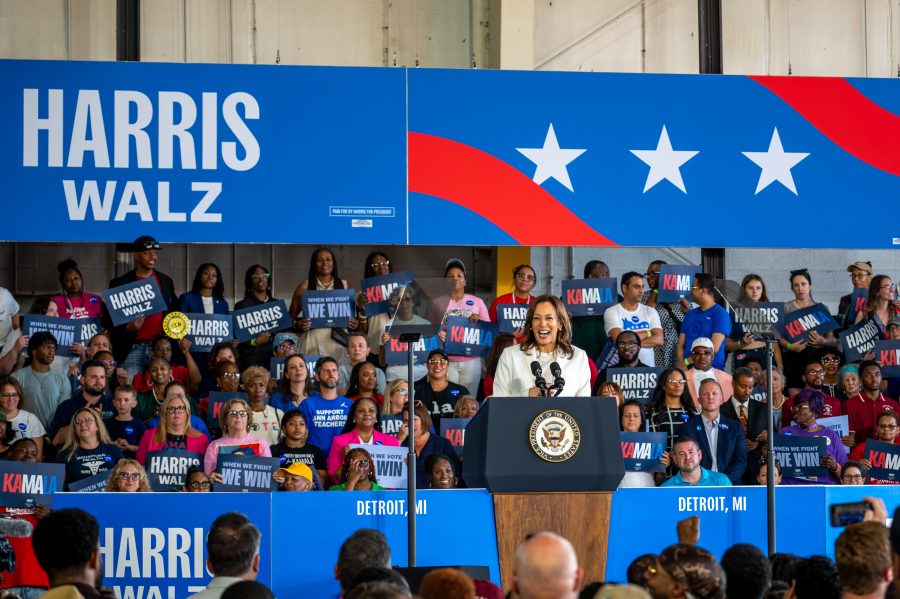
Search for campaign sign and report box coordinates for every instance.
[68,470,111,492]
[845,288,868,326]
[864,439,900,482]
[840,318,881,362]
[561,278,617,317]
[207,391,248,428]
[351,444,408,489]
[620,432,666,473]
[496,304,529,333]
[818,415,851,453]
[385,334,440,366]
[732,302,784,338]
[875,340,900,378]
[270,356,286,381]
[214,454,280,492]
[773,433,827,478]
[231,300,291,343]
[146,449,203,492]
[302,289,356,329]
[606,367,662,405]
[184,313,233,351]
[22,314,95,357]
[102,278,168,327]
[657,265,702,303]
[361,270,416,317]
[381,414,403,436]
[444,316,498,359]
[440,418,469,458]
[781,303,838,343]
[0,461,64,508]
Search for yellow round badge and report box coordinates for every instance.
[162,312,191,340]
[529,410,581,462]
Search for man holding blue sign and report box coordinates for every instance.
[603,272,662,367]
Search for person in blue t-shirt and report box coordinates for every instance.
[103,385,146,460]
[677,273,731,371]
[298,357,351,456]
[662,436,731,487]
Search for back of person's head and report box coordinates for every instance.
[721,543,771,599]
[626,554,657,588]
[337,529,392,591]
[345,581,411,599]
[206,512,261,577]
[835,521,891,595]
[590,583,651,599]
[220,580,274,599]
[791,556,840,599]
[419,567,476,599]
[347,566,410,594]
[656,544,725,599]
[514,531,582,599]
[769,553,802,585]
[33,508,99,581]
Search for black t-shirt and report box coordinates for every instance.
[57,443,124,485]
[269,442,327,490]
[103,418,147,459]
[414,380,469,420]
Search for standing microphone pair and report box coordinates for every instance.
[530,361,565,397]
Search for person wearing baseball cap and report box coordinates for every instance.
[838,261,873,330]
[274,461,313,491]
[685,337,733,409]
[106,236,178,379]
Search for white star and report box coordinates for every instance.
[629,126,699,193]
[742,128,810,195]
[516,124,586,192]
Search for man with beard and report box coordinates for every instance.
[107,236,178,379]
[48,359,112,448]
[33,509,108,599]
[845,360,900,445]
[779,360,844,429]
[684,338,732,409]
[299,357,351,455]
[594,330,648,391]
[662,436,731,487]
[604,272,663,367]
[12,331,71,431]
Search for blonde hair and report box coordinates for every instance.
[61,408,112,460]
[152,383,202,444]
[241,365,270,387]
[106,459,151,492]
[382,379,408,416]
[219,398,251,437]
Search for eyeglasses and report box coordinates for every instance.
[221,371,240,378]
[371,260,391,269]
[850,272,870,279]
[0,393,18,399]
[166,405,187,414]
[617,341,639,347]
[878,423,898,429]
[667,379,686,385]
[227,410,248,418]
[101,360,117,367]
[398,389,409,396]
[278,342,295,349]
[251,272,271,280]
[882,283,897,291]
[427,359,448,365]
[73,418,95,426]
[821,357,840,364]
[645,272,659,278]
[118,472,141,481]
[842,474,865,481]
[691,349,712,356]
[187,480,211,489]
[805,369,825,376]
[515,273,536,282]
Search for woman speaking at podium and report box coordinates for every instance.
[492,295,591,397]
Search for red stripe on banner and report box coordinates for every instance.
[408,132,617,246]
[750,76,900,176]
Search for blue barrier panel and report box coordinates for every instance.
[822,486,900,558]
[272,489,501,598]
[53,492,273,598]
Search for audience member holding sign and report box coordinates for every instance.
[204,397,272,475]
[853,274,899,335]
[397,401,460,489]
[493,295,591,397]
[488,264,536,332]
[778,389,846,484]
[850,410,900,477]
[53,259,103,320]
[780,269,838,394]
[619,400,669,488]
[327,398,399,482]
[136,384,210,465]
[329,447,383,491]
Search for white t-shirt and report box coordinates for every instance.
[603,303,661,367]
[0,288,20,351]
[8,409,46,440]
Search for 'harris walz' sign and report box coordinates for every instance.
[231,300,291,343]
[561,278,617,317]
[781,303,838,343]
[732,302,783,338]
[496,304,528,333]
[22,315,101,357]
[184,313,233,351]
[146,449,203,491]
[444,317,498,359]
[302,290,356,329]
[840,318,881,362]
[607,367,661,405]
[361,271,415,317]
[102,278,168,327]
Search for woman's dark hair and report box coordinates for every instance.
[183,465,209,490]
[738,274,770,302]
[619,400,646,431]
[341,447,377,485]
[277,354,311,401]
[649,367,696,416]
[485,333,517,378]
[242,264,272,298]
[29,296,56,315]
[57,258,83,287]
[346,361,377,399]
[307,248,344,289]
[208,341,237,370]
[789,269,812,285]
[340,397,382,434]
[424,453,455,477]
[0,419,16,445]
[862,275,892,317]
[647,260,667,291]
[363,252,392,279]
[583,260,607,278]
[280,409,307,429]
[190,263,225,299]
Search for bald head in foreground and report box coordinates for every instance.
[513,532,584,599]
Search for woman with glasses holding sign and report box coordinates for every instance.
[234,264,278,369]
[136,382,209,466]
[203,397,272,474]
[492,295,591,397]
[726,274,783,370]
[780,270,837,395]
[488,264,537,336]
[854,275,900,338]
[56,408,124,487]
[647,368,696,480]
[778,389,846,484]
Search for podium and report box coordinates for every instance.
[463,396,623,588]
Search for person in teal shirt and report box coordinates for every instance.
[662,436,732,487]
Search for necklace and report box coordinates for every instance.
[315,277,334,290]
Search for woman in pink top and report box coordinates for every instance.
[204,397,271,474]
[327,398,399,481]
[52,259,103,319]
[431,258,491,396]
[136,382,209,465]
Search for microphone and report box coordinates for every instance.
[0,516,34,538]
[549,362,565,397]
[530,361,548,397]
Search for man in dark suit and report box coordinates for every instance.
[720,367,771,484]
[684,378,748,485]
[106,236,178,377]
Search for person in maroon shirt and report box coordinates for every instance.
[845,360,900,445]
[780,359,843,429]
